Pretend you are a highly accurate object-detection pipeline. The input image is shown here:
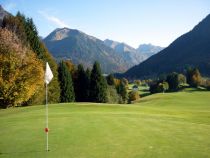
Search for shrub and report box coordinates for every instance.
[116,80,128,104]
[149,81,169,94]
[128,90,140,103]
[107,86,120,103]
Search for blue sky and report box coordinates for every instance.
[1,0,210,48]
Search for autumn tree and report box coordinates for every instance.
[128,90,140,103]
[186,68,202,87]
[2,12,60,104]
[64,60,75,74]
[0,29,44,108]
[134,80,141,86]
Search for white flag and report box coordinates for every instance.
[45,62,53,84]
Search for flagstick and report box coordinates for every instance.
[45,62,53,152]
[46,82,49,151]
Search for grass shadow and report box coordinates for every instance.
[0,150,44,155]
[140,92,151,98]
[184,87,207,92]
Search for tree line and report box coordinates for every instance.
[58,60,130,104]
[0,11,130,108]
[1,12,210,108]
[148,67,209,94]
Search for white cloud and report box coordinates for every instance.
[38,10,69,28]
[3,2,16,11]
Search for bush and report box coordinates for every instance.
[149,81,169,94]
[128,91,140,103]
[116,80,128,103]
[157,82,169,93]
[204,80,210,90]
[107,86,120,103]
[166,72,179,91]
[166,72,186,91]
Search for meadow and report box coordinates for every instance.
[0,90,210,158]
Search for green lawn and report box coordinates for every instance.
[0,90,210,158]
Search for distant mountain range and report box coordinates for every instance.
[0,5,164,74]
[43,28,131,73]
[104,39,163,66]
[137,44,164,57]
[121,14,210,79]
[43,28,163,73]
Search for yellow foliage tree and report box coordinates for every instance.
[0,29,44,108]
[128,90,140,103]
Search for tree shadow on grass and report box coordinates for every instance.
[140,92,151,98]
[185,87,208,92]
[0,150,45,155]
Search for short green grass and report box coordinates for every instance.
[0,90,210,158]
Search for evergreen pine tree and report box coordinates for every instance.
[85,68,91,101]
[75,64,90,102]
[58,61,75,102]
[89,62,108,103]
[86,68,91,79]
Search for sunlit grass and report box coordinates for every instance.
[0,90,210,158]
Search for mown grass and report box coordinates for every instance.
[0,90,210,158]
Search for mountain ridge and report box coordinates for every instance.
[43,27,132,73]
[44,27,163,73]
[104,39,163,65]
[121,13,210,79]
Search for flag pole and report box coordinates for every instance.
[46,82,49,151]
[45,62,53,151]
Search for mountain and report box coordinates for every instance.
[43,28,132,73]
[0,5,10,26]
[104,39,164,64]
[104,39,146,65]
[121,14,210,79]
[137,44,164,57]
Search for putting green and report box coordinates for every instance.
[0,90,210,158]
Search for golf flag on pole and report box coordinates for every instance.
[45,62,53,151]
[45,62,53,84]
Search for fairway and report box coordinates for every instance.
[0,91,210,158]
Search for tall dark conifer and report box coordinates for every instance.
[89,62,108,103]
[74,64,90,102]
[58,61,75,102]
[85,68,91,101]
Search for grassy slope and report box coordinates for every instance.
[0,91,210,158]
